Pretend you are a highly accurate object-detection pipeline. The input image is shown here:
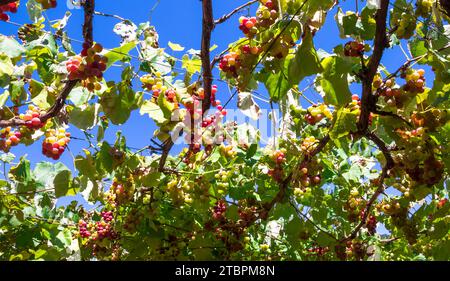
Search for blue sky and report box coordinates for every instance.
[0,0,431,215]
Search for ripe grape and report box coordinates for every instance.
[344,41,365,57]
[66,43,107,92]
[36,0,57,9]
[305,104,333,125]
[42,128,71,160]
[0,1,18,22]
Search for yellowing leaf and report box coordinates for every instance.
[168,41,185,51]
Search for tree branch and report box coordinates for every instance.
[341,167,388,242]
[341,132,394,242]
[83,0,95,45]
[214,0,258,25]
[374,109,413,127]
[289,197,338,241]
[357,0,389,133]
[200,0,214,113]
[158,0,215,170]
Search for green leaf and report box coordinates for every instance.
[0,90,9,107]
[182,54,201,74]
[9,81,27,105]
[100,82,139,125]
[237,92,261,120]
[158,91,175,119]
[68,87,91,107]
[264,57,291,102]
[329,108,358,139]
[96,142,114,174]
[34,162,70,190]
[103,41,137,68]
[288,28,323,85]
[69,104,100,130]
[0,55,14,88]
[75,150,99,181]
[409,38,427,59]
[26,0,43,23]
[0,35,26,58]
[318,56,352,106]
[55,229,72,248]
[140,47,172,75]
[140,100,167,125]
[54,170,72,198]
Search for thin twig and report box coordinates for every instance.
[214,0,259,25]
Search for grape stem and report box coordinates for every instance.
[214,0,259,25]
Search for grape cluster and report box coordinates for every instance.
[238,0,279,38]
[437,198,448,209]
[141,72,164,93]
[19,105,46,129]
[66,43,107,92]
[361,210,377,235]
[301,136,318,153]
[293,162,323,200]
[373,76,402,98]
[219,143,237,158]
[305,104,332,125]
[377,199,402,216]
[78,215,117,242]
[390,8,416,39]
[391,140,444,187]
[256,0,278,27]
[307,245,329,257]
[167,178,193,205]
[141,72,180,106]
[297,160,322,189]
[267,149,286,183]
[42,128,70,160]
[212,200,227,221]
[0,127,21,152]
[348,95,374,124]
[215,170,233,195]
[36,0,57,9]
[373,76,404,108]
[123,209,142,233]
[344,189,367,222]
[238,205,258,225]
[402,68,426,94]
[219,44,261,86]
[78,220,92,238]
[411,109,448,131]
[344,240,367,260]
[344,41,365,57]
[406,156,444,186]
[219,0,284,88]
[239,16,258,38]
[219,51,240,78]
[416,0,433,18]
[105,177,135,206]
[0,1,17,22]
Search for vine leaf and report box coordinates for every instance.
[237,91,261,120]
[288,27,323,86]
[329,107,358,140]
[264,57,291,102]
[318,56,352,106]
